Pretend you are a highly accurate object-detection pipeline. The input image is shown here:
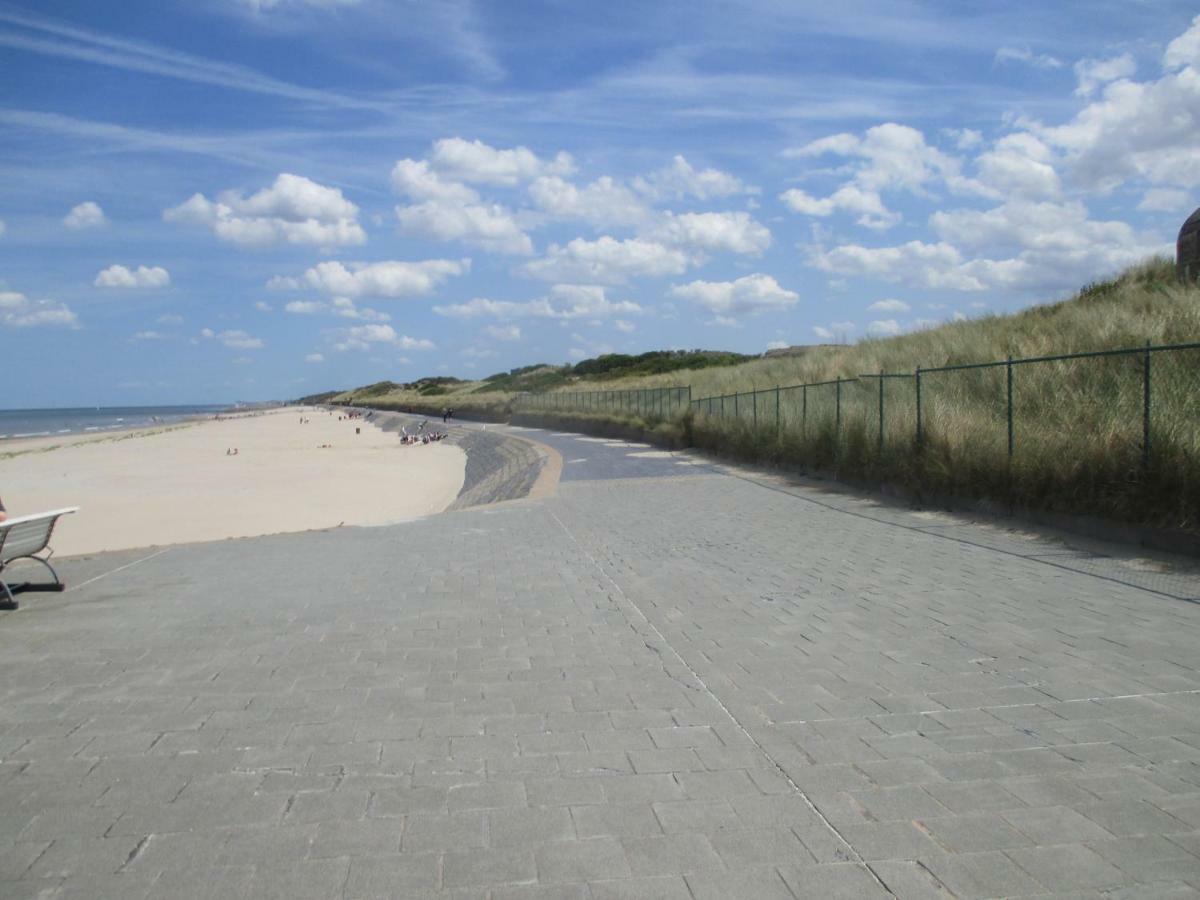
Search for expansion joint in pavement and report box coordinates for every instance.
[546,508,893,896]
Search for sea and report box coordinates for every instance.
[0,405,236,441]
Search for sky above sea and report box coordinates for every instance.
[2,1,1198,406]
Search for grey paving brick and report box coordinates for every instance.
[571,804,663,839]
[402,811,486,852]
[488,806,576,847]
[917,813,1035,852]
[620,833,724,875]
[1005,844,1129,891]
[777,862,890,898]
[685,867,796,899]
[535,836,631,882]
[442,847,536,888]
[588,875,692,899]
[344,852,441,898]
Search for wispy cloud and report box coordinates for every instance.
[0,8,374,110]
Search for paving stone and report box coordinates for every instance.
[588,875,692,899]
[488,806,576,847]
[442,847,536,888]
[1005,844,1129,891]
[571,804,663,839]
[402,811,486,852]
[777,862,891,898]
[343,852,441,897]
[535,837,630,882]
[685,866,796,899]
[620,833,724,875]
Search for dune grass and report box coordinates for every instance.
[518,257,1200,532]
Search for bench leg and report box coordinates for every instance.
[0,579,15,611]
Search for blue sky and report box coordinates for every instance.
[2,0,1198,406]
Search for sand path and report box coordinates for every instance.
[0,407,465,555]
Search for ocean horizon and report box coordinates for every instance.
[0,404,241,441]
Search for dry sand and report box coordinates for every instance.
[0,407,466,556]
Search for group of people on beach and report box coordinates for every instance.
[400,420,447,445]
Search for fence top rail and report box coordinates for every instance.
[921,340,1200,373]
[856,373,916,379]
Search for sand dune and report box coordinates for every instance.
[0,407,465,556]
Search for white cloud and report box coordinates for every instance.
[528,175,650,229]
[995,46,1063,70]
[64,201,106,229]
[270,258,470,298]
[390,159,477,204]
[396,200,532,255]
[812,240,1010,291]
[780,185,898,230]
[669,273,799,318]
[614,319,635,333]
[868,298,911,313]
[651,211,771,255]
[813,326,834,340]
[632,155,754,201]
[332,323,435,353]
[132,330,166,341]
[1165,15,1200,70]
[484,324,521,341]
[94,264,171,289]
[157,313,183,325]
[240,0,360,10]
[523,236,689,284]
[1138,188,1191,212]
[254,301,272,312]
[766,340,789,350]
[429,137,573,186]
[0,290,79,328]
[305,352,325,363]
[867,319,902,337]
[435,284,642,321]
[284,300,325,314]
[164,173,365,248]
[1074,54,1137,97]
[283,297,389,321]
[1027,18,1200,191]
[200,328,263,349]
[974,133,1061,199]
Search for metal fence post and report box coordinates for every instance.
[1006,356,1014,459]
[1143,340,1152,470]
[878,371,885,454]
[734,392,739,419]
[802,384,807,438]
[915,366,922,447]
[835,377,842,435]
[775,386,780,435]
[753,390,758,428]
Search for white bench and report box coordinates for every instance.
[0,507,78,610]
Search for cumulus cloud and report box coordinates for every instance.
[867,319,902,337]
[766,340,789,350]
[614,319,635,333]
[528,175,650,229]
[669,274,799,318]
[650,211,771,255]
[780,185,897,230]
[974,133,1061,199]
[1138,188,1191,212]
[632,155,755,201]
[434,284,642,321]
[523,237,689,284]
[332,323,435,353]
[390,159,477,204]
[484,324,521,341]
[157,313,183,325]
[396,201,531,255]
[429,137,573,186]
[269,258,470,298]
[94,264,171,289]
[1074,54,1137,97]
[781,123,979,229]
[164,173,365,248]
[0,290,79,328]
[868,298,911,313]
[1026,17,1200,190]
[201,328,264,349]
[305,352,325,363]
[284,297,390,321]
[995,46,1063,69]
[64,201,106,229]
[131,330,167,341]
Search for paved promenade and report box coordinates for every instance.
[3,423,1200,898]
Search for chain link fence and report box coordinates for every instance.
[512,386,691,419]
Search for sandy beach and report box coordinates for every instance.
[0,407,465,556]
